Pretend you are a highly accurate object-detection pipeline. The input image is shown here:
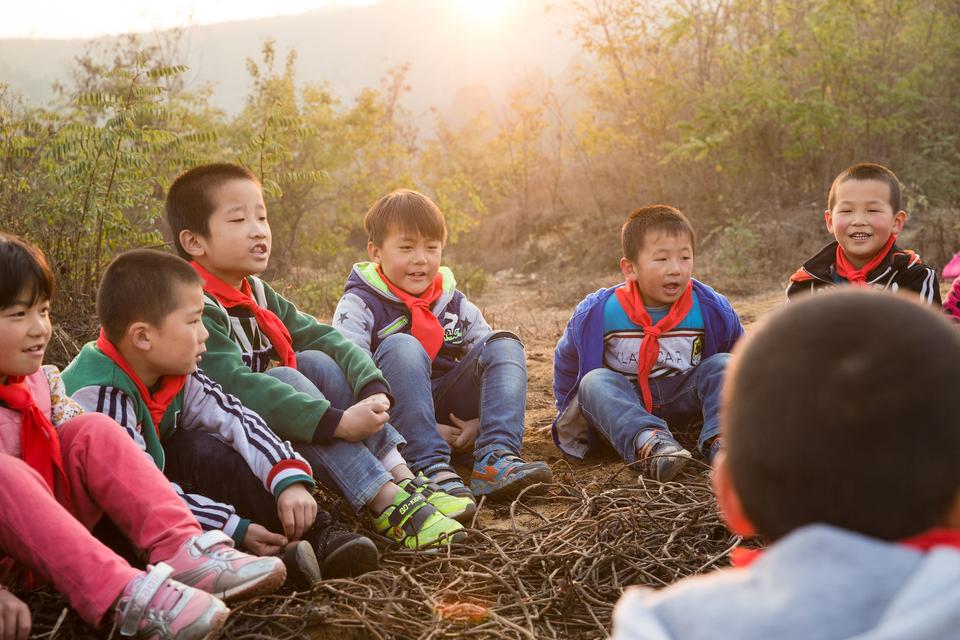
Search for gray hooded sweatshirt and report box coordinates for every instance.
[613,524,960,640]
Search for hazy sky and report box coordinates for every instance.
[0,0,382,39]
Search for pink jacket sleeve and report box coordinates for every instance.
[944,277,960,326]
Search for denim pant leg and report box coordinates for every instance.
[163,429,283,532]
[266,354,396,512]
[577,368,670,462]
[374,334,451,472]
[692,353,730,448]
[648,353,731,453]
[433,333,527,461]
[289,350,406,460]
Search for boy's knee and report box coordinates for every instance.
[698,352,731,377]
[376,333,431,365]
[579,368,619,397]
[58,412,127,449]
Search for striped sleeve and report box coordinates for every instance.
[900,264,941,306]
[70,385,149,454]
[179,370,315,498]
[170,482,250,544]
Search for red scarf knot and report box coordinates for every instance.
[190,262,297,368]
[376,266,445,360]
[835,234,897,286]
[613,280,695,412]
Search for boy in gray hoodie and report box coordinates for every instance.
[613,289,960,640]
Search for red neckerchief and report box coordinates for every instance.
[835,234,896,285]
[191,262,297,368]
[96,330,187,435]
[613,280,694,411]
[0,376,72,510]
[732,528,960,568]
[377,266,445,360]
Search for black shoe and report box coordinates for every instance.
[281,540,322,591]
[305,503,379,579]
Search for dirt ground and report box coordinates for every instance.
[464,273,954,529]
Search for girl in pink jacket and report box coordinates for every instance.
[0,233,284,640]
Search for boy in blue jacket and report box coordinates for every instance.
[552,205,743,480]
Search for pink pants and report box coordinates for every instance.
[0,413,201,627]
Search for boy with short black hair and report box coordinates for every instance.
[553,205,743,481]
[614,290,960,639]
[333,189,553,503]
[62,249,376,585]
[787,162,940,303]
[165,164,464,550]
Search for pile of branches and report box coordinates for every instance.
[24,464,738,639]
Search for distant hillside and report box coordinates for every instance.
[0,0,581,120]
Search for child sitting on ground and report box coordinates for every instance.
[63,249,375,586]
[552,205,744,481]
[613,289,960,639]
[0,233,285,640]
[165,163,464,549]
[787,162,940,304]
[333,189,553,505]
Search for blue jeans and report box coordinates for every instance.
[266,350,405,512]
[374,332,527,471]
[577,353,730,462]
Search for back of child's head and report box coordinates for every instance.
[621,205,696,261]
[364,189,447,246]
[724,289,960,542]
[0,232,54,309]
[166,163,260,260]
[98,249,203,343]
[827,163,902,212]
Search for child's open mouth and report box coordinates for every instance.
[23,344,45,357]
[407,271,427,279]
[849,232,872,240]
[251,243,269,256]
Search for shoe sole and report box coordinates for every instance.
[652,451,693,482]
[321,536,380,579]
[472,464,554,501]
[282,541,322,592]
[197,605,231,640]
[444,500,478,525]
[218,557,288,603]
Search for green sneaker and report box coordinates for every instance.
[398,474,477,525]
[372,488,466,550]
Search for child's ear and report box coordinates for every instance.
[892,210,908,235]
[179,230,206,258]
[823,209,834,235]
[128,322,154,353]
[712,452,757,537]
[367,241,381,263]
[619,257,638,282]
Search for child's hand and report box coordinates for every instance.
[335,401,389,442]
[358,393,390,408]
[277,484,318,540]
[448,413,479,452]
[241,523,287,556]
[0,587,31,640]
[436,421,461,446]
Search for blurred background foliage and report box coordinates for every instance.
[2,0,958,353]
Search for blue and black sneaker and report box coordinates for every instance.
[471,450,553,500]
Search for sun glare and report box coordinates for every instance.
[456,0,513,26]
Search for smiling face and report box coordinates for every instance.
[368,228,443,296]
[0,294,52,380]
[825,179,906,269]
[136,282,209,385]
[621,230,694,307]
[180,178,271,288]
